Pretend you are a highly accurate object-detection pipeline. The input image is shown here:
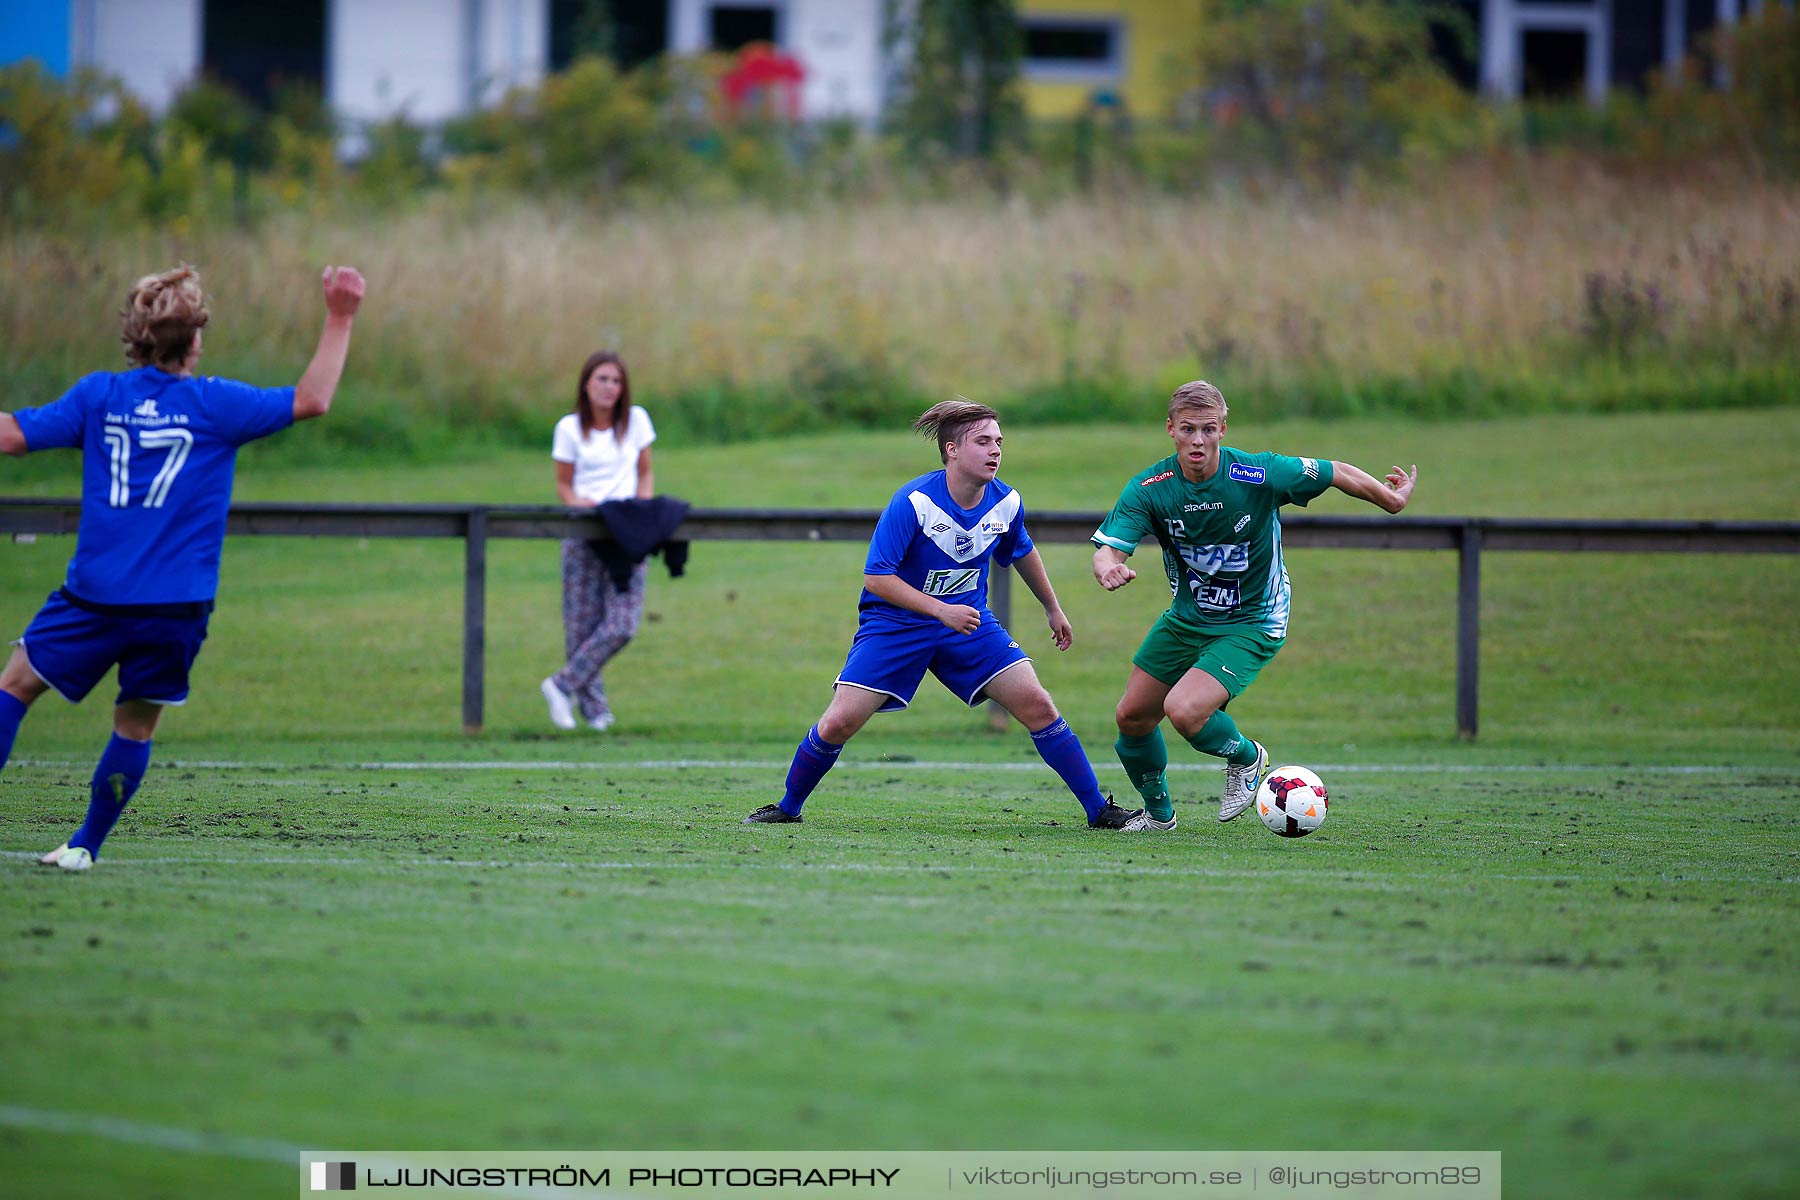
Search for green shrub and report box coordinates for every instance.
[0,61,154,227]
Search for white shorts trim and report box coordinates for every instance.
[832,678,909,711]
[9,640,75,704]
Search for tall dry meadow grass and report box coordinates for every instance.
[2,160,1795,450]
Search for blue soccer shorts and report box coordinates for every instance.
[835,608,1031,712]
[16,589,213,706]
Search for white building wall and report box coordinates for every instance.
[72,0,201,112]
[790,0,883,120]
[329,0,547,126]
[668,0,710,54]
[472,0,548,107]
[332,0,475,124]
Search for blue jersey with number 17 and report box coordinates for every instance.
[858,471,1034,625]
[14,367,294,605]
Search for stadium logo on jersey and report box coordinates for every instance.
[1301,457,1320,479]
[132,399,160,419]
[1183,502,1221,513]
[1227,463,1267,484]
[1140,470,1175,486]
[1233,513,1252,533]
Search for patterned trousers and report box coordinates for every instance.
[554,539,647,721]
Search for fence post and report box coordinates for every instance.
[1456,522,1482,740]
[463,508,488,734]
[986,562,1012,731]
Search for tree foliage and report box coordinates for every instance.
[885,0,1025,170]
[1193,0,1486,183]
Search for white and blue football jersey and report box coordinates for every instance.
[859,471,1034,624]
[15,367,294,605]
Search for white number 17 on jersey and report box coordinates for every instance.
[102,426,194,508]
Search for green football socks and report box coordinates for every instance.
[1114,728,1173,822]
[1184,709,1260,767]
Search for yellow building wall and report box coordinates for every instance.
[1017,0,1207,120]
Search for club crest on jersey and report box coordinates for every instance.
[1233,513,1252,533]
[1140,470,1175,486]
[954,533,973,555]
[1228,463,1267,485]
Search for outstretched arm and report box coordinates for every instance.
[1330,461,1417,514]
[293,266,366,423]
[1011,548,1073,650]
[0,413,23,456]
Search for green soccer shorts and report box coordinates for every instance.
[1131,611,1284,697]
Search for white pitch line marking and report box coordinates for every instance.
[12,758,1779,775]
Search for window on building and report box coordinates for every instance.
[1521,29,1588,99]
[551,0,671,71]
[710,5,779,51]
[1020,17,1123,79]
[202,0,325,108]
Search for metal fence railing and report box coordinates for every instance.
[4,498,1796,738]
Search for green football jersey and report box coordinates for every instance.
[1092,447,1334,636]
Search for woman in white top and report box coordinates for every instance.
[541,351,656,731]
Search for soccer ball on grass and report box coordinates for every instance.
[1256,765,1328,837]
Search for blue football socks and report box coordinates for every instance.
[0,691,25,773]
[779,724,843,816]
[69,733,153,858]
[1030,716,1109,821]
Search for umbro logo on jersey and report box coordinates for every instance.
[132,399,160,418]
[1140,471,1175,486]
[931,523,951,533]
[1228,463,1267,484]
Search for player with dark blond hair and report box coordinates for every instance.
[1092,380,1417,830]
[0,263,366,870]
[746,399,1146,829]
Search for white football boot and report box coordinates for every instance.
[39,843,94,871]
[1218,740,1269,822]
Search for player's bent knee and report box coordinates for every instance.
[1163,697,1219,737]
[1012,693,1058,730]
[1114,701,1159,736]
[816,708,870,745]
[113,701,164,742]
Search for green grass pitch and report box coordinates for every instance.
[2,759,1796,1199]
[2,410,1797,1197]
